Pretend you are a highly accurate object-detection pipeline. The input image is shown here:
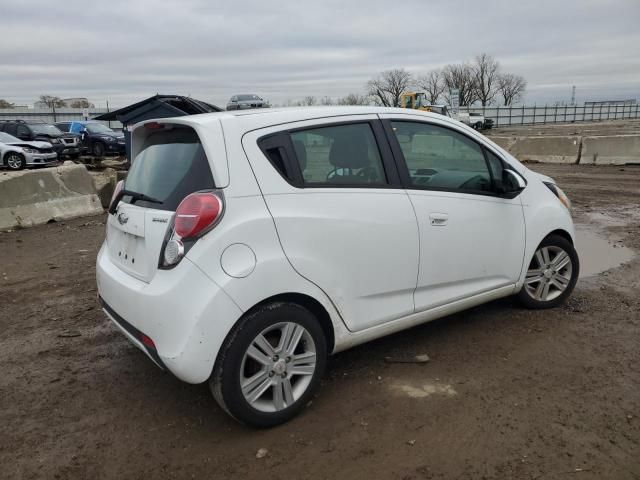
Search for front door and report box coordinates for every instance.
[382,115,526,311]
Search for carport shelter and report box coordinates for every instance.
[93,95,222,161]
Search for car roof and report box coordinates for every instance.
[140,106,461,133]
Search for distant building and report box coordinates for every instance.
[34,97,94,108]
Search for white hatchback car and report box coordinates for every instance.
[97,107,579,427]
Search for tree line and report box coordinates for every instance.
[0,95,94,109]
[289,53,526,108]
[367,54,526,108]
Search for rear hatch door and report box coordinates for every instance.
[106,122,220,283]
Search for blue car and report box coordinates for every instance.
[55,121,125,157]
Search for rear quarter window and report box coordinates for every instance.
[125,126,215,211]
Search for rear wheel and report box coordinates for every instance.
[92,142,105,157]
[517,234,579,309]
[5,152,26,170]
[210,302,327,427]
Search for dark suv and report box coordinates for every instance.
[55,121,125,157]
[0,120,81,159]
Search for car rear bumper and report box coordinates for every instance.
[96,243,243,383]
[100,297,168,370]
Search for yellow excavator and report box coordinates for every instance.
[400,92,451,117]
[400,92,430,110]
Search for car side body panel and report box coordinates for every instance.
[239,115,420,332]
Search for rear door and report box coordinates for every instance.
[243,116,420,332]
[107,123,220,283]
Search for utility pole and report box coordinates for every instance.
[571,85,576,106]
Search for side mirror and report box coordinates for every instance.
[498,169,527,198]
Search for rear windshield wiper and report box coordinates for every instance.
[109,189,163,214]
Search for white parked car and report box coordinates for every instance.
[97,107,579,427]
[0,132,57,170]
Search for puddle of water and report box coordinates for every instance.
[392,382,457,399]
[574,226,634,278]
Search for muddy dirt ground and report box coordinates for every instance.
[1,164,639,480]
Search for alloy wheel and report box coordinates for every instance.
[6,153,23,169]
[524,245,573,301]
[240,322,317,413]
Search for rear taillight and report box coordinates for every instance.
[160,192,224,269]
[110,180,124,211]
[174,192,223,239]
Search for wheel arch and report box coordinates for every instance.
[3,149,25,165]
[244,292,335,354]
[546,228,574,245]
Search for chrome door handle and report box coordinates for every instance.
[429,213,449,226]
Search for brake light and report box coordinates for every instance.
[174,192,223,239]
[144,121,163,130]
[110,180,124,210]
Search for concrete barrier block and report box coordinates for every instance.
[491,136,581,163]
[581,135,640,165]
[0,164,104,230]
[91,169,117,209]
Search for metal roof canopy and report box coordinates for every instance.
[94,95,222,161]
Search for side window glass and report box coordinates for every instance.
[290,123,387,186]
[17,126,30,138]
[391,121,492,193]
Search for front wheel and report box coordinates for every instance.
[517,234,579,309]
[210,302,327,427]
[5,152,26,170]
[92,142,105,157]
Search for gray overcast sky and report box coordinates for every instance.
[1,0,639,108]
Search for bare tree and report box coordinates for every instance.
[0,99,15,108]
[301,96,317,106]
[337,93,370,105]
[416,70,446,104]
[367,68,412,107]
[497,73,527,106]
[70,99,94,108]
[473,53,500,106]
[38,95,66,108]
[320,96,334,105]
[441,63,477,106]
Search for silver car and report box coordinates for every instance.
[226,94,268,110]
[0,132,57,170]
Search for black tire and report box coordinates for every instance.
[517,234,579,309]
[210,302,327,427]
[473,122,483,130]
[92,142,106,157]
[5,152,26,170]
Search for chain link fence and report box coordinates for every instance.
[461,103,640,127]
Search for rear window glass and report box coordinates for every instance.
[125,126,215,211]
